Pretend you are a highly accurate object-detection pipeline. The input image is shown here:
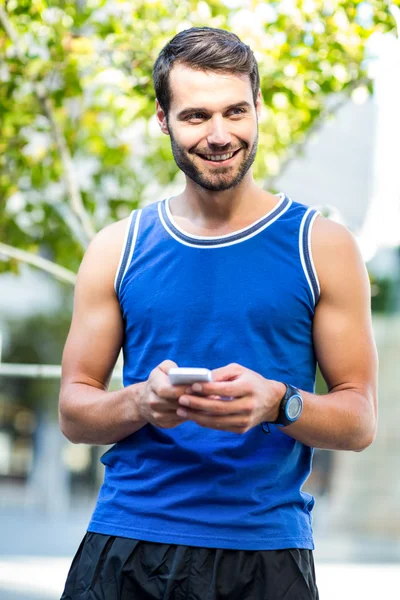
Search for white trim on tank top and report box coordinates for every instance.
[299,208,321,306]
[114,209,142,295]
[158,193,292,249]
[114,210,135,294]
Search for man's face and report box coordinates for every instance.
[157,64,261,192]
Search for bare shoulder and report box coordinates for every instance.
[312,214,358,254]
[311,215,369,301]
[87,216,131,258]
[76,215,132,292]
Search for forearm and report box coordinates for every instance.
[59,382,147,445]
[279,386,377,451]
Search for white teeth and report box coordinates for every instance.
[203,152,235,161]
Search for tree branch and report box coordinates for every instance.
[0,5,96,246]
[0,4,19,44]
[0,243,77,285]
[52,201,92,249]
[36,88,97,243]
[264,78,371,191]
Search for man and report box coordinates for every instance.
[59,27,377,600]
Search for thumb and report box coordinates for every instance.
[211,363,242,382]
[158,359,178,374]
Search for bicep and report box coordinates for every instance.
[312,219,378,409]
[61,227,126,391]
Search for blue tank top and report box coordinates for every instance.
[88,193,321,550]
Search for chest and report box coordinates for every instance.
[120,240,313,337]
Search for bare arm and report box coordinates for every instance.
[175,217,378,451]
[59,219,187,445]
[58,219,147,445]
[286,216,378,450]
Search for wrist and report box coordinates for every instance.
[271,383,304,427]
[129,381,148,424]
[269,380,287,422]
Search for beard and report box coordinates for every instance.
[168,125,258,192]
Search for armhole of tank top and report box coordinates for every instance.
[114,209,142,299]
[299,208,321,307]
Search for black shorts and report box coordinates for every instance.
[61,532,319,600]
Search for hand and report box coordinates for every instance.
[137,360,188,428]
[176,363,285,434]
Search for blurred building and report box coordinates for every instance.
[275,94,376,232]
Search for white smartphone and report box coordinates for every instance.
[168,367,212,386]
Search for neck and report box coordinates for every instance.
[171,173,265,226]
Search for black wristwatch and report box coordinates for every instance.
[271,383,303,427]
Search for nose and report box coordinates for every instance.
[206,115,232,147]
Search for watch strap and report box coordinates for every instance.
[271,383,302,426]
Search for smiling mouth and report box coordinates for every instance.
[196,148,242,164]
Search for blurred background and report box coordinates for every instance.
[0,0,400,598]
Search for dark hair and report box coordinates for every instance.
[152,27,260,117]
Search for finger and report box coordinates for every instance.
[150,394,185,412]
[152,402,183,413]
[157,383,188,401]
[176,408,250,432]
[158,359,178,374]
[152,366,187,400]
[157,417,188,428]
[211,363,243,381]
[184,388,222,400]
[178,394,251,416]
[188,380,246,398]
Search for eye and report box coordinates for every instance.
[186,112,206,121]
[230,107,246,115]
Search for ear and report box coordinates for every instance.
[255,88,262,119]
[156,99,169,135]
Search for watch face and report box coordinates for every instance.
[286,395,303,421]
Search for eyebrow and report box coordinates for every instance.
[176,101,252,120]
